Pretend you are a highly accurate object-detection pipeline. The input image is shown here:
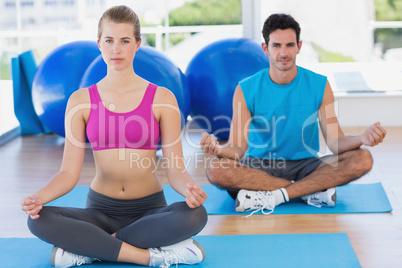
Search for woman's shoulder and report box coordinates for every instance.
[68,87,91,105]
[153,85,177,105]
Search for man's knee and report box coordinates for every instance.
[206,157,223,185]
[357,148,373,174]
[206,157,236,186]
[348,148,373,176]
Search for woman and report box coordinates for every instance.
[20,5,207,268]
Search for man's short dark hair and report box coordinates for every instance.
[262,13,301,45]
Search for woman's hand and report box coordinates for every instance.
[185,183,208,209]
[21,194,42,220]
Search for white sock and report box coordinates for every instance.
[272,188,289,206]
[149,249,154,267]
[149,249,160,267]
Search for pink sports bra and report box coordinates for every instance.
[86,83,160,150]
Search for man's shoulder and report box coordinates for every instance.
[298,66,327,80]
[239,68,268,88]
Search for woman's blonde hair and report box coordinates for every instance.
[97,5,141,42]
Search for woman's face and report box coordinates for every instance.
[97,20,141,71]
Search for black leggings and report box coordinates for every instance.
[28,188,208,262]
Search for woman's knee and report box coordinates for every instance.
[192,205,208,230]
[27,206,54,237]
[180,202,207,229]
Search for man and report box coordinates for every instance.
[200,13,387,214]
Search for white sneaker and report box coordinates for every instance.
[301,188,336,208]
[149,238,205,268]
[235,189,276,216]
[50,246,98,268]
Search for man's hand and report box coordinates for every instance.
[21,194,42,220]
[360,122,387,146]
[185,183,208,209]
[200,132,222,155]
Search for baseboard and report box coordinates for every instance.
[0,127,21,147]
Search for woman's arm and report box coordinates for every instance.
[155,87,207,208]
[21,89,88,219]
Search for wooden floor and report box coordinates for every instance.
[1,127,402,267]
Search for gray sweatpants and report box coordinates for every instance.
[28,188,208,261]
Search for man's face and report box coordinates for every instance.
[263,29,301,72]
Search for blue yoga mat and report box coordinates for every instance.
[0,233,360,268]
[49,183,392,215]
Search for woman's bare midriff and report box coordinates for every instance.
[89,148,163,199]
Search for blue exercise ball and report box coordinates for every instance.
[79,46,190,128]
[32,40,101,136]
[186,38,270,139]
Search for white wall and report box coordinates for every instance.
[335,93,402,127]
[258,0,374,61]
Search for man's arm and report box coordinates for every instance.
[200,85,251,160]
[319,81,387,155]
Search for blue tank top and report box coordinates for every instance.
[239,66,327,160]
